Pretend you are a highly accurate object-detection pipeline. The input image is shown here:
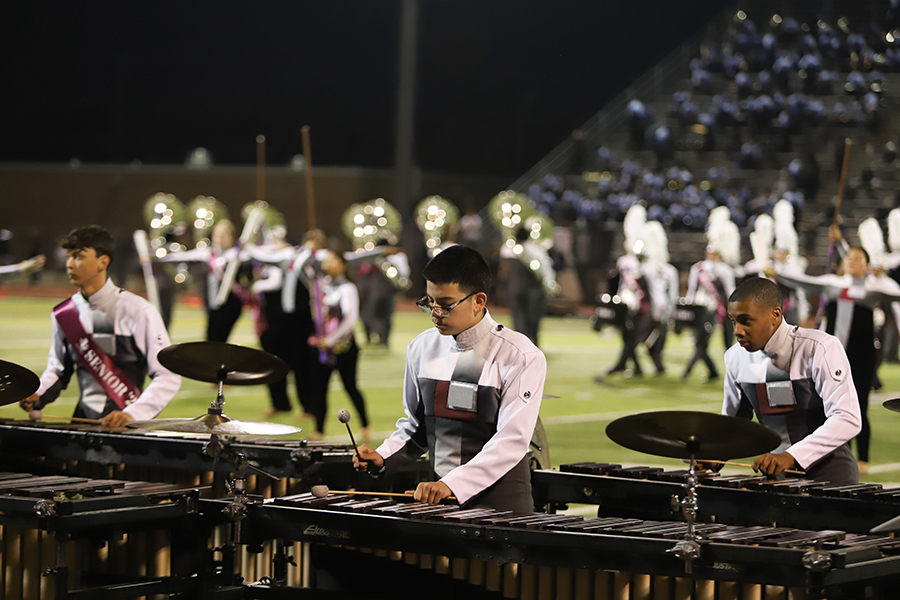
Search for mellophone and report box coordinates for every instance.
[533,462,900,534]
[214,489,900,600]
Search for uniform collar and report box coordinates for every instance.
[81,278,118,312]
[453,309,495,351]
[762,319,793,372]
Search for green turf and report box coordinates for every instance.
[3,294,899,483]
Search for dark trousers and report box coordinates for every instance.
[849,355,874,463]
[646,324,667,374]
[310,338,368,434]
[610,311,656,375]
[259,295,318,414]
[683,311,719,379]
[359,275,396,345]
[206,293,243,343]
[510,288,546,346]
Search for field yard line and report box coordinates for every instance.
[868,463,900,474]
[540,402,722,425]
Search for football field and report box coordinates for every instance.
[3,291,900,484]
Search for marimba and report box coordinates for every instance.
[532,463,900,534]
[207,490,900,600]
[0,418,429,497]
[0,471,203,600]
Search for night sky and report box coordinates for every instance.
[1,1,726,178]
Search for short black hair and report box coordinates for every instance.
[422,245,491,295]
[728,277,783,309]
[61,225,115,264]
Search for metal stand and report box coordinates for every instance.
[669,452,702,574]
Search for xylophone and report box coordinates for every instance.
[532,463,900,534]
[204,490,900,600]
[0,471,204,600]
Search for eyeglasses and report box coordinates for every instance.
[416,292,476,318]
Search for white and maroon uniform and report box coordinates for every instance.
[35,278,181,421]
[377,310,546,512]
[722,320,861,485]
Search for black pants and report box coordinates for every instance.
[510,288,546,347]
[206,293,243,343]
[646,324,667,375]
[609,311,656,375]
[683,311,719,379]
[310,338,369,434]
[849,355,874,463]
[259,294,318,414]
[359,275,396,345]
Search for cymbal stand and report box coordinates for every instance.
[669,450,702,574]
[211,368,227,415]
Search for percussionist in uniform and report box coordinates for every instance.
[354,245,546,512]
[721,278,861,485]
[19,226,180,427]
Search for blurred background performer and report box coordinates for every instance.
[773,226,900,474]
[155,200,248,343]
[356,241,411,347]
[242,204,318,417]
[605,204,652,377]
[307,248,370,441]
[347,198,411,347]
[682,207,739,381]
[501,224,559,348]
[136,193,190,329]
[20,225,181,428]
[745,202,810,326]
[856,218,899,395]
[642,221,678,375]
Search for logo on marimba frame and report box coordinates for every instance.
[303,524,350,539]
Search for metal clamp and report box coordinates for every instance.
[33,499,57,517]
[802,551,832,572]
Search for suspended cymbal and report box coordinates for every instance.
[882,399,900,413]
[158,342,288,385]
[0,359,41,406]
[606,410,781,460]
[128,412,302,436]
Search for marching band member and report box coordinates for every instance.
[721,278,861,485]
[606,205,653,377]
[154,219,249,343]
[643,221,679,375]
[307,249,370,441]
[772,225,900,473]
[744,201,810,326]
[683,208,738,381]
[19,226,180,428]
[356,241,411,347]
[354,246,546,512]
[501,226,557,347]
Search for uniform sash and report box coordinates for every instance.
[53,298,141,409]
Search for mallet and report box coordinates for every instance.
[310,484,455,501]
[337,408,362,463]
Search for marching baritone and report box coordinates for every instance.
[354,246,546,512]
[20,226,181,428]
[721,278,860,485]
